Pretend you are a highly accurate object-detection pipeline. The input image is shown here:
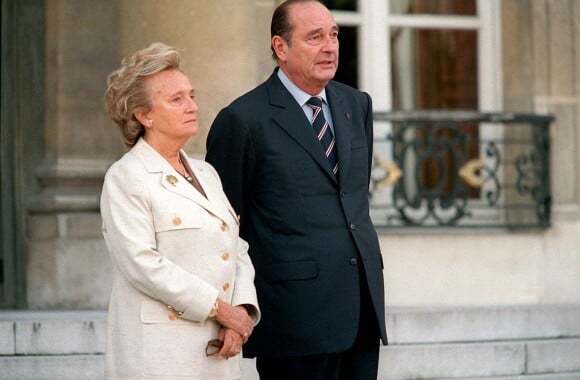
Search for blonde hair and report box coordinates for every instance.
[104,42,182,147]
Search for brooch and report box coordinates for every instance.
[166,174,178,186]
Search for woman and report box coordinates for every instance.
[101,42,259,380]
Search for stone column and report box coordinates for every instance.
[26,0,120,308]
[118,0,275,155]
[502,0,580,303]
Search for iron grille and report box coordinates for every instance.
[370,111,554,229]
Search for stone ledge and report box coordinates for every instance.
[527,339,580,374]
[1,305,579,351]
[0,311,106,355]
[0,355,104,380]
[386,304,580,344]
[0,321,15,354]
[379,339,580,380]
[439,373,580,380]
[380,341,524,379]
[1,306,579,379]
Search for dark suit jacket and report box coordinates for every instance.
[206,69,387,358]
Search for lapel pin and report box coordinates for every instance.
[166,174,178,186]
[345,113,351,119]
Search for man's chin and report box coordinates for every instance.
[315,69,337,82]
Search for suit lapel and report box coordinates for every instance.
[182,156,235,224]
[268,74,337,181]
[326,83,353,188]
[132,139,230,223]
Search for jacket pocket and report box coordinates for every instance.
[263,260,318,283]
[351,136,368,150]
[140,300,204,376]
[153,211,204,233]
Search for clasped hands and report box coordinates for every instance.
[211,299,253,359]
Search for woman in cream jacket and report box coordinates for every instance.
[101,42,259,380]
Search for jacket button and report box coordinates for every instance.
[221,252,230,261]
[350,223,356,230]
[167,305,182,320]
[350,258,358,266]
[222,283,230,291]
[172,217,182,226]
[220,222,227,231]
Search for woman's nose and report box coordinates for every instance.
[187,97,198,112]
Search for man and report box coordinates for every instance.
[206,1,387,378]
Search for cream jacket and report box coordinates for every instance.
[100,138,259,380]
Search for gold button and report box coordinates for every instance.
[167,305,182,320]
[220,222,227,231]
[172,217,182,226]
[221,252,230,261]
[222,282,230,291]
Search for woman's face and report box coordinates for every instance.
[142,69,199,143]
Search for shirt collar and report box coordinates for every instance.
[277,68,328,107]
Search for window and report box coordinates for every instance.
[325,0,505,227]
[325,0,501,111]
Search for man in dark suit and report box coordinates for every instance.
[206,0,387,378]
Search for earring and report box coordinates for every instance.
[148,119,153,125]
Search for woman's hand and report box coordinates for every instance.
[215,300,253,342]
[217,327,244,359]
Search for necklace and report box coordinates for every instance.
[178,157,193,182]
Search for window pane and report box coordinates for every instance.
[321,0,357,11]
[391,27,479,197]
[390,0,476,16]
[391,28,478,109]
[335,26,358,89]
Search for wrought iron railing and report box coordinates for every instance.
[370,111,554,229]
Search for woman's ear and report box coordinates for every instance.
[134,107,151,128]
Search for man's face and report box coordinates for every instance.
[277,2,339,95]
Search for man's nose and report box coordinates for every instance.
[322,35,338,51]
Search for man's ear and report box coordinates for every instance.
[272,35,287,62]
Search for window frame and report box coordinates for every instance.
[331,0,505,226]
[331,0,502,111]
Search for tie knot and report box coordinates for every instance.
[306,96,323,108]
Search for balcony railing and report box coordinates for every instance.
[370,111,554,229]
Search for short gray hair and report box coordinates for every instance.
[104,42,181,147]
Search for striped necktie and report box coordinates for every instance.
[306,96,338,175]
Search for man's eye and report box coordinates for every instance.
[307,35,321,45]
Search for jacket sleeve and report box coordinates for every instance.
[232,236,261,325]
[363,92,374,186]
